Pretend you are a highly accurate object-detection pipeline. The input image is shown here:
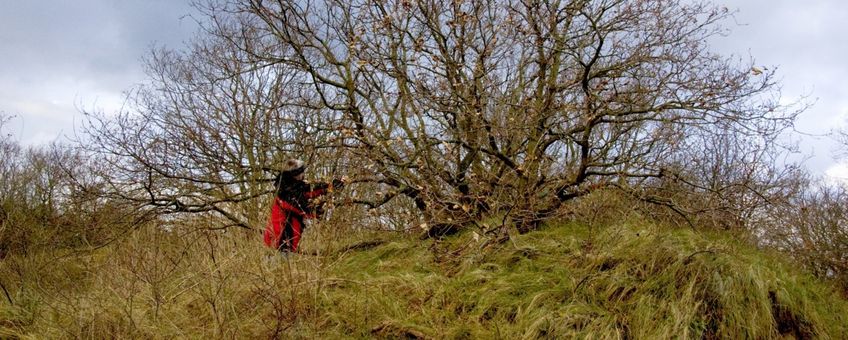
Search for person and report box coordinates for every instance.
[263,159,345,253]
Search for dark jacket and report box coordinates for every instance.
[263,173,333,252]
[274,174,330,215]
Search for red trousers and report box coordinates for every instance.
[264,183,328,252]
[264,198,313,252]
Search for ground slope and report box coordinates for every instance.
[1,220,846,339]
[315,222,848,339]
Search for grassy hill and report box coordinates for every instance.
[2,219,847,339]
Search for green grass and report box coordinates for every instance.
[2,219,847,339]
[312,222,848,338]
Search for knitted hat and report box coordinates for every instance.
[281,159,305,176]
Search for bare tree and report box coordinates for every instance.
[80,0,800,234]
[231,0,797,231]
[81,6,347,229]
[836,122,848,162]
[634,124,806,230]
[0,113,131,256]
[760,183,848,295]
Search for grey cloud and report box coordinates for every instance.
[0,0,198,144]
[0,1,197,87]
[710,0,848,173]
[1,0,846,177]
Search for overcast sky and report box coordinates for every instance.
[0,0,197,143]
[1,0,847,182]
[709,0,848,182]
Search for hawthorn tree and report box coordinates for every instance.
[81,10,347,229]
[235,0,797,230]
[83,0,799,233]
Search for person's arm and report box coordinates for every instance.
[304,182,329,199]
[304,178,346,199]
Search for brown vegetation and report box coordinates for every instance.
[1,0,847,337]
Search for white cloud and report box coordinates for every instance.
[0,0,197,146]
[1,0,846,182]
[709,0,848,178]
[825,161,848,186]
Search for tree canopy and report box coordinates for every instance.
[82,0,800,232]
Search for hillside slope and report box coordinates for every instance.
[315,222,848,339]
[1,221,846,339]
